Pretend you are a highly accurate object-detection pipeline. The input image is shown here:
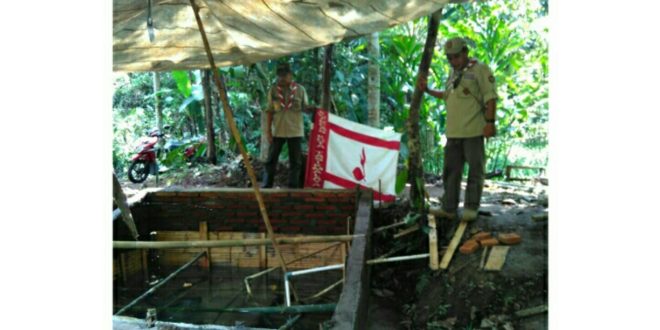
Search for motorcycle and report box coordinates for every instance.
[127,128,166,183]
[127,127,202,183]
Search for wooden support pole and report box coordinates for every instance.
[428,215,439,270]
[321,44,335,112]
[440,221,468,270]
[199,221,210,269]
[115,235,360,250]
[112,172,139,239]
[119,253,128,285]
[407,9,443,208]
[141,250,149,283]
[259,232,267,269]
[189,0,298,302]
[115,251,206,316]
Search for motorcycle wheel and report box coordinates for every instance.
[128,160,149,183]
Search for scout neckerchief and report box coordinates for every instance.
[276,82,298,111]
[450,59,486,111]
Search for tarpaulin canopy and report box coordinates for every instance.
[113,0,451,72]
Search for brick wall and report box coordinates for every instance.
[136,188,358,235]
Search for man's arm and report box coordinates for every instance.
[477,65,498,138]
[418,76,445,100]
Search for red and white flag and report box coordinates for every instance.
[305,109,402,202]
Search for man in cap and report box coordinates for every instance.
[419,37,498,222]
[262,62,314,188]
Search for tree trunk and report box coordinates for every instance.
[321,44,335,112]
[407,9,443,210]
[367,33,381,128]
[254,63,272,162]
[212,88,226,145]
[152,72,163,133]
[202,70,217,164]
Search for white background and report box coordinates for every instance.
[1,0,659,328]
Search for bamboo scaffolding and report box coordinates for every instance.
[244,243,342,296]
[114,235,360,249]
[115,251,206,315]
[188,0,295,301]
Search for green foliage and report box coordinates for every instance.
[112,0,547,182]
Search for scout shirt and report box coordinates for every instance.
[265,81,308,138]
[444,59,498,138]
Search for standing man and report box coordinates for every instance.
[420,37,498,221]
[262,62,313,188]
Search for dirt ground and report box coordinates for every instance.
[117,164,548,330]
[368,181,548,330]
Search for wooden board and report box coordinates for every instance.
[428,215,438,270]
[484,246,510,271]
[440,221,468,270]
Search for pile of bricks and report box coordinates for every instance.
[459,231,522,254]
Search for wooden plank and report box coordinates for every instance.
[484,246,510,271]
[428,215,438,270]
[479,246,489,270]
[515,304,548,318]
[439,221,468,270]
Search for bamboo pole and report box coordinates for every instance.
[156,303,336,314]
[373,221,407,234]
[278,314,302,330]
[366,253,430,265]
[114,235,360,249]
[245,242,342,296]
[301,279,344,303]
[189,0,292,300]
[114,251,205,315]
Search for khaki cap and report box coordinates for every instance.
[444,37,467,55]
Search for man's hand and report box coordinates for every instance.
[266,130,273,144]
[483,123,496,138]
[417,77,428,92]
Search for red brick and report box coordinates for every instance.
[498,233,522,245]
[281,226,301,233]
[283,212,303,217]
[480,238,499,247]
[317,219,337,225]
[288,192,311,197]
[227,218,245,224]
[459,240,480,254]
[304,197,326,202]
[291,219,312,225]
[471,231,492,242]
[315,205,338,211]
[294,205,314,210]
[236,212,257,217]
